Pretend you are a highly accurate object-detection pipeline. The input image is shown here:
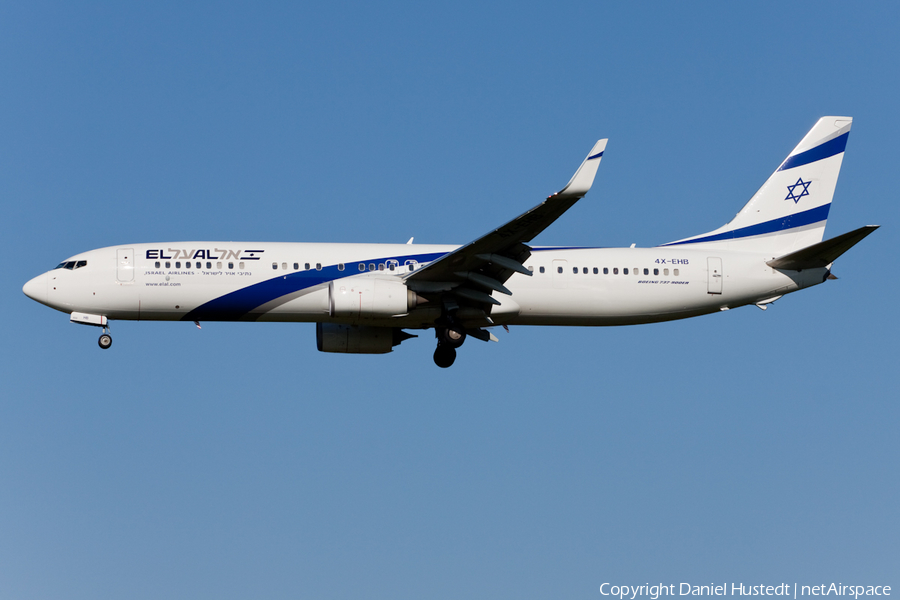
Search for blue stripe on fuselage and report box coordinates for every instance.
[183,251,446,321]
[531,246,604,251]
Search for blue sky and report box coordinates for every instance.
[2,2,898,598]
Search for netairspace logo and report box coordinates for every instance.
[600,584,892,600]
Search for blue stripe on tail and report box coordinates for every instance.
[661,203,831,247]
[777,132,848,172]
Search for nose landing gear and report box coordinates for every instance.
[70,312,113,349]
[98,325,112,350]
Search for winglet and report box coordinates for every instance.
[558,139,607,197]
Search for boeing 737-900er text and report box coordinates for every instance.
[23,117,877,367]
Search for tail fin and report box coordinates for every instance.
[662,117,852,255]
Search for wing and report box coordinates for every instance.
[404,139,607,316]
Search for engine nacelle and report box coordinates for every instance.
[316,323,414,354]
[329,279,417,319]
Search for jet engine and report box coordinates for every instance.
[316,323,415,354]
[329,279,419,319]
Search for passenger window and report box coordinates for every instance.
[293,262,299,270]
[338,263,345,271]
[206,262,212,269]
[305,263,310,270]
[165,262,171,268]
[613,268,618,274]
[369,264,376,271]
[229,262,234,269]
[593,267,598,274]
[557,266,563,274]
[359,263,365,271]
[272,262,277,270]
[643,268,649,275]
[389,263,395,271]
[603,267,609,274]
[282,262,287,270]
[155,261,160,268]
[539,266,545,273]
[194,262,199,269]
[217,262,222,269]
[634,267,638,275]
[674,268,679,276]
[316,263,322,271]
[654,268,659,275]
[583,267,588,274]
[623,268,628,275]
[239,262,245,270]
[664,268,669,276]
[528,266,534,272]
[573,267,578,274]
[176,262,181,268]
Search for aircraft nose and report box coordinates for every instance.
[23,273,47,304]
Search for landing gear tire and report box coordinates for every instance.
[98,334,112,350]
[439,325,466,348]
[433,344,456,368]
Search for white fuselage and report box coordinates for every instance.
[24,241,826,329]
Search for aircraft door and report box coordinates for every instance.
[552,259,567,288]
[707,257,722,294]
[117,248,134,282]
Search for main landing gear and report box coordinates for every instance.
[433,325,466,368]
[433,344,456,368]
[98,326,112,350]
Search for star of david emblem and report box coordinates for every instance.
[785,177,811,203]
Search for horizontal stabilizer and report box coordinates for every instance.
[767,225,879,271]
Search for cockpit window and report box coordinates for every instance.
[54,260,87,270]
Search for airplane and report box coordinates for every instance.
[23,116,877,368]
